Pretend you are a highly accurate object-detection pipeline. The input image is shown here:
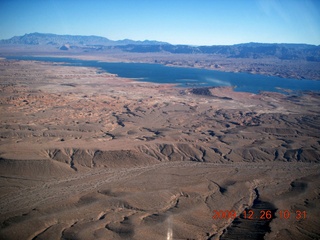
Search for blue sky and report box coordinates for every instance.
[0,0,319,45]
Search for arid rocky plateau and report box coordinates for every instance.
[0,59,319,240]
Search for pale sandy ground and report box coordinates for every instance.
[0,59,319,240]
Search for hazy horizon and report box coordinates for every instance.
[1,31,320,47]
[1,0,319,46]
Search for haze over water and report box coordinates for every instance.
[8,56,320,94]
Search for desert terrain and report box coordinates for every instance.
[0,58,319,240]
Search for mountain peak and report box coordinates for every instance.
[0,33,169,46]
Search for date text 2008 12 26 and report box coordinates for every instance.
[212,209,307,220]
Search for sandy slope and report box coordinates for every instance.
[0,59,319,240]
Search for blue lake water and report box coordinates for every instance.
[7,56,320,94]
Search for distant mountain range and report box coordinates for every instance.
[117,43,320,61]
[1,33,320,61]
[0,32,169,46]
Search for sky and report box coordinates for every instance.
[0,0,319,45]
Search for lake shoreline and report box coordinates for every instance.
[5,56,320,95]
[1,58,319,240]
